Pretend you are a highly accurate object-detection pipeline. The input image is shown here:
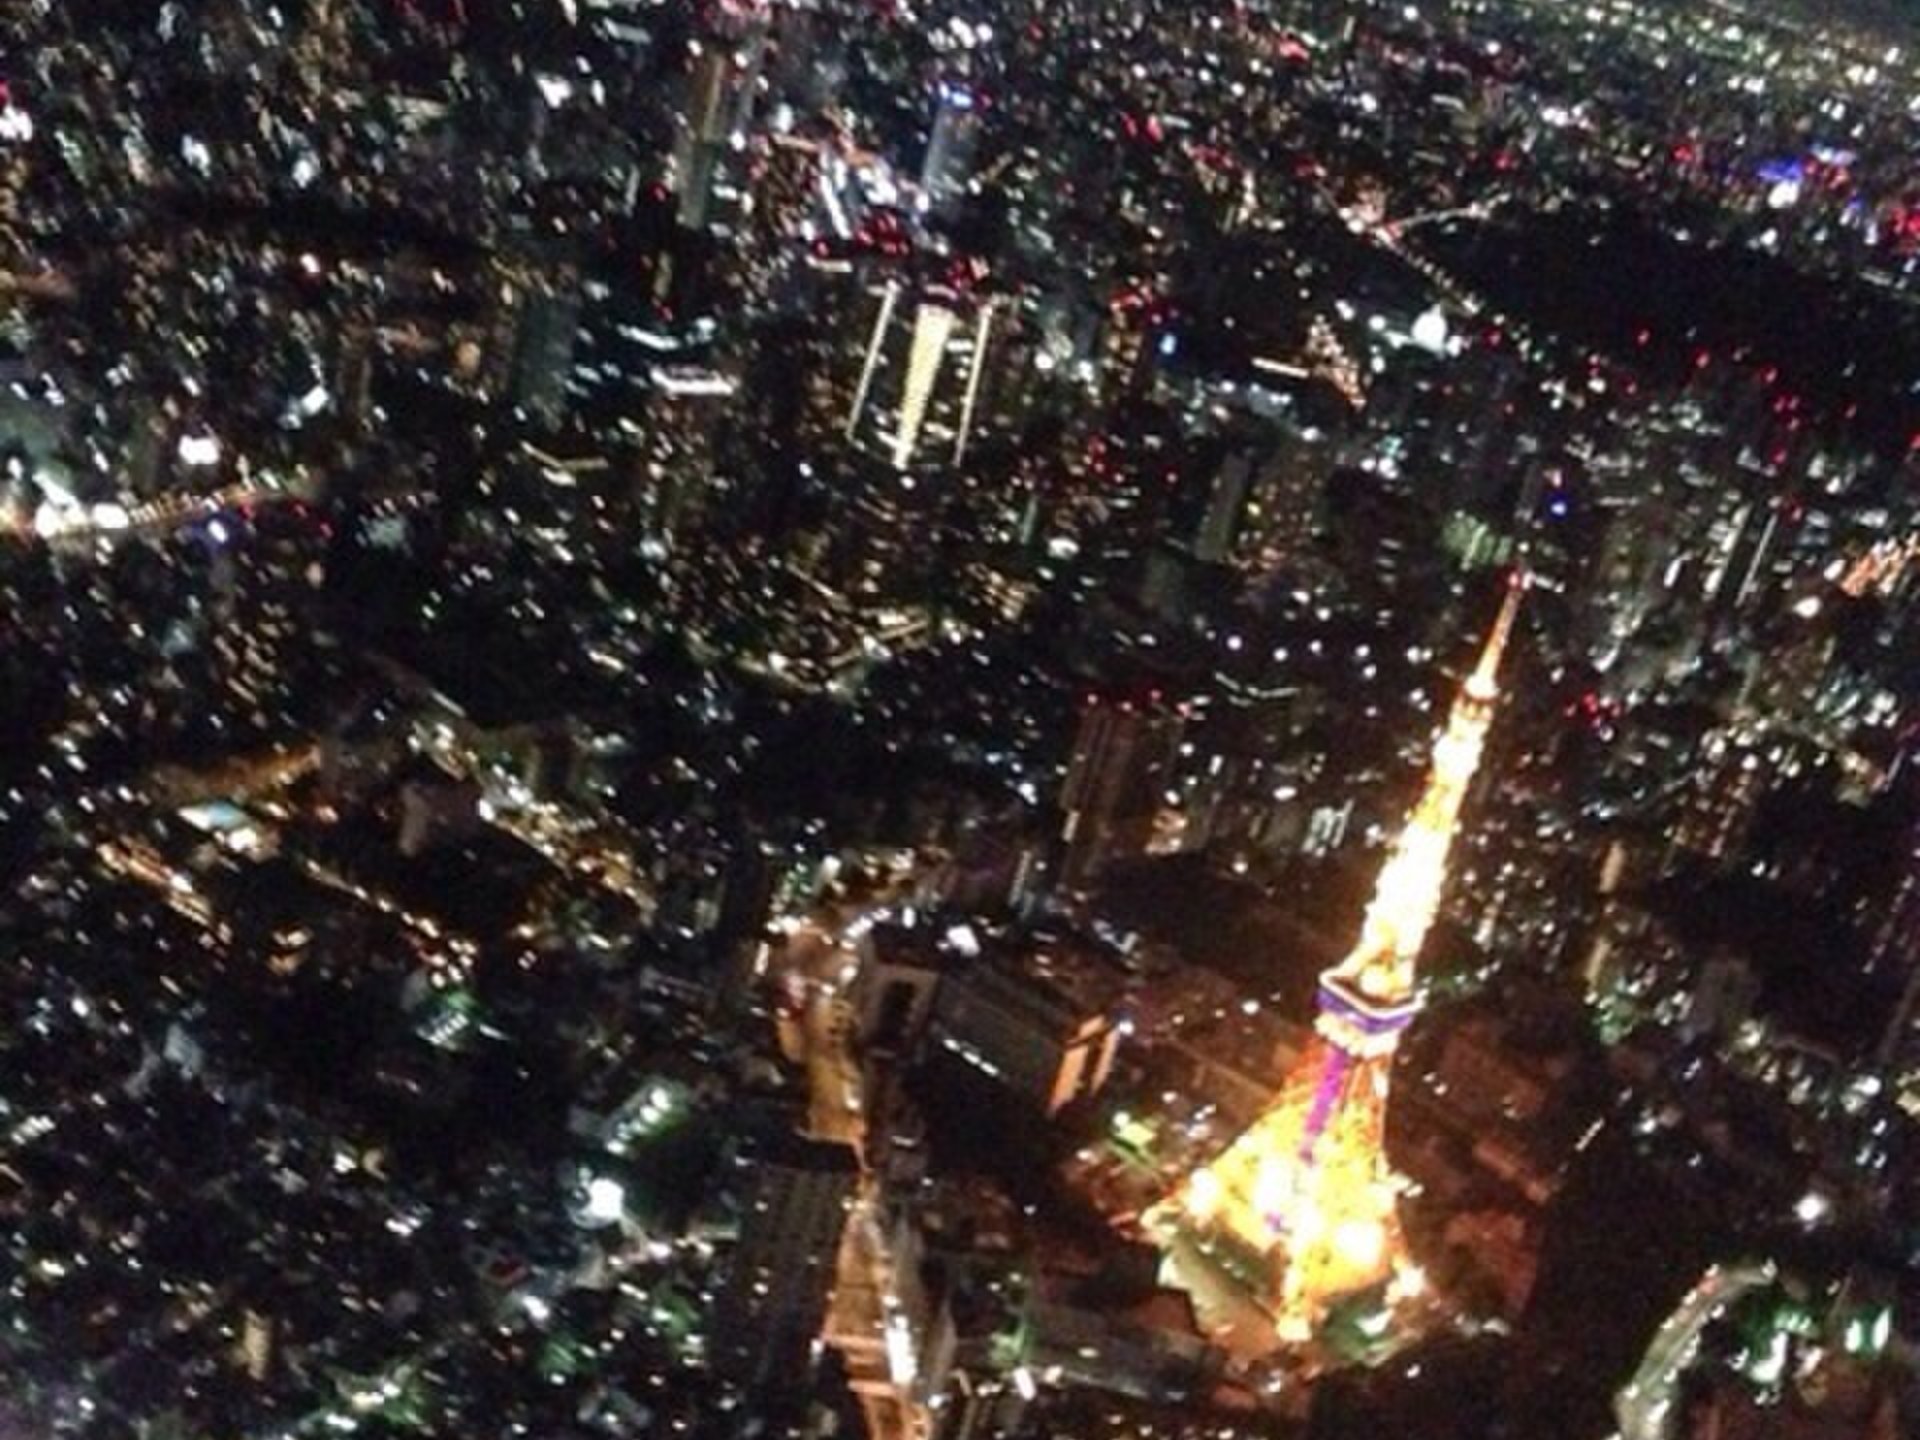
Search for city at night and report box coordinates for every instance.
[1,2,1919,1438]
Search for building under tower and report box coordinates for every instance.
[1156,577,1525,1341]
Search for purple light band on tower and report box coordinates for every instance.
[1317,976,1419,1035]
[1266,1048,1353,1235]
[1299,1047,1352,1162]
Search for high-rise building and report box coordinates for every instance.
[1669,728,1772,868]
[1193,428,1334,574]
[507,284,583,427]
[1871,792,1920,1091]
[844,282,1003,474]
[919,81,982,214]
[711,1130,860,1393]
[1160,578,1523,1337]
[633,364,738,545]
[673,4,769,232]
[933,955,1123,1116]
[1242,429,1338,575]
[1058,691,1186,890]
[1195,451,1256,566]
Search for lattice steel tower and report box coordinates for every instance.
[1169,576,1524,1338]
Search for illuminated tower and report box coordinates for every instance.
[1169,578,1524,1338]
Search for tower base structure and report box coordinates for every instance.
[1169,973,1420,1339]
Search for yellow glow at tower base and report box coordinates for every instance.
[1332,1217,1387,1274]
[1186,1167,1221,1222]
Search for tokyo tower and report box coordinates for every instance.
[1164,577,1524,1339]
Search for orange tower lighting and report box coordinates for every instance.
[1169,575,1525,1339]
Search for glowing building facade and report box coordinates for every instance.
[844,282,1000,473]
[1172,578,1523,1337]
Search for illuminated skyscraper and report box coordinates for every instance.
[1165,578,1524,1337]
[844,281,1001,473]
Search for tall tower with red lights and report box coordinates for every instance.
[1166,577,1524,1338]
